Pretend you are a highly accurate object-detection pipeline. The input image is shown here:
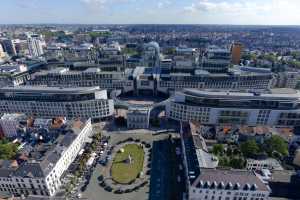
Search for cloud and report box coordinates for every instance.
[80,0,133,7]
[183,0,300,24]
[80,0,108,10]
[157,0,171,9]
[184,0,272,14]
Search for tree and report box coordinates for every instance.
[242,53,256,61]
[122,48,139,56]
[93,132,101,141]
[212,144,224,156]
[0,140,18,160]
[265,135,288,157]
[288,60,300,69]
[229,157,245,169]
[218,156,230,167]
[240,140,259,158]
[291,51,300,59]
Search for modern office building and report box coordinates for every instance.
[27,34,45,58]
[0,86,114,120]
[0,118,93,197]
[172,47,199,72]
[231,42,243,65]
[0,113,27,138]
[200,47,231,73]
[29,67,134,93]
[0,38,17,56]
[0,44,6,59]
[143,42,160,67]
[166,88,300,126]
[158,66,274,95]
[274,71,299,89]
[133,67,156,95]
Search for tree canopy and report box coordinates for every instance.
[240,139,259,158]
[0,139,18,160]
[265,135,288,157]
[212,144,224,156]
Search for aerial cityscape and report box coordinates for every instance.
[1,1,300,200]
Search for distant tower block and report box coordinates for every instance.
[231,42,243,65]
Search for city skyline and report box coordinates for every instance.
[1,0,300,25]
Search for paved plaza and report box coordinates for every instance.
[82,128,175,200]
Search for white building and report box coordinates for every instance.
[133,67,156,95]
[0,118,93,197]
[0,113,27,138]
[143,42,160,67]
[127,107,150,129]
[166,88,300,127]
[0,43,6,59]
[0,86,114,120]
[189,169,270,200]
[172,47,199,72]
[275,71,299,89]
[27,34,45,58]
[246,158,284,171]
[0,63,28,74]
[29,67,134,93]
[0,63,30,88]
[182,123,270,200]
[157,66,273,95]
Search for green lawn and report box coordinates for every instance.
[111,144,144,184]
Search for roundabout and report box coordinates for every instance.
[111,144,144,184]
[96,138,151,195]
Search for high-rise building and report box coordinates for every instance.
[231,42,243,65]
[27,34,45,57]
[201,46,231,73]
[12,39,28,55]
[143,42,160,67]
[0,43,6,59]
[0,38,17,56]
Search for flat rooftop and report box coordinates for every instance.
[182,88,300,100]
[0,86,101,94]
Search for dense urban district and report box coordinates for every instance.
[0,24,300,200]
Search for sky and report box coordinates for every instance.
[0,0,300,25]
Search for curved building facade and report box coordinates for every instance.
[166,88,300,126]
[0,86,114,119]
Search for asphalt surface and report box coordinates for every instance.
[149,138,186,200]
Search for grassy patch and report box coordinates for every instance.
[111,144,144,184]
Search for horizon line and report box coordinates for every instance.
[1,23,300,27]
